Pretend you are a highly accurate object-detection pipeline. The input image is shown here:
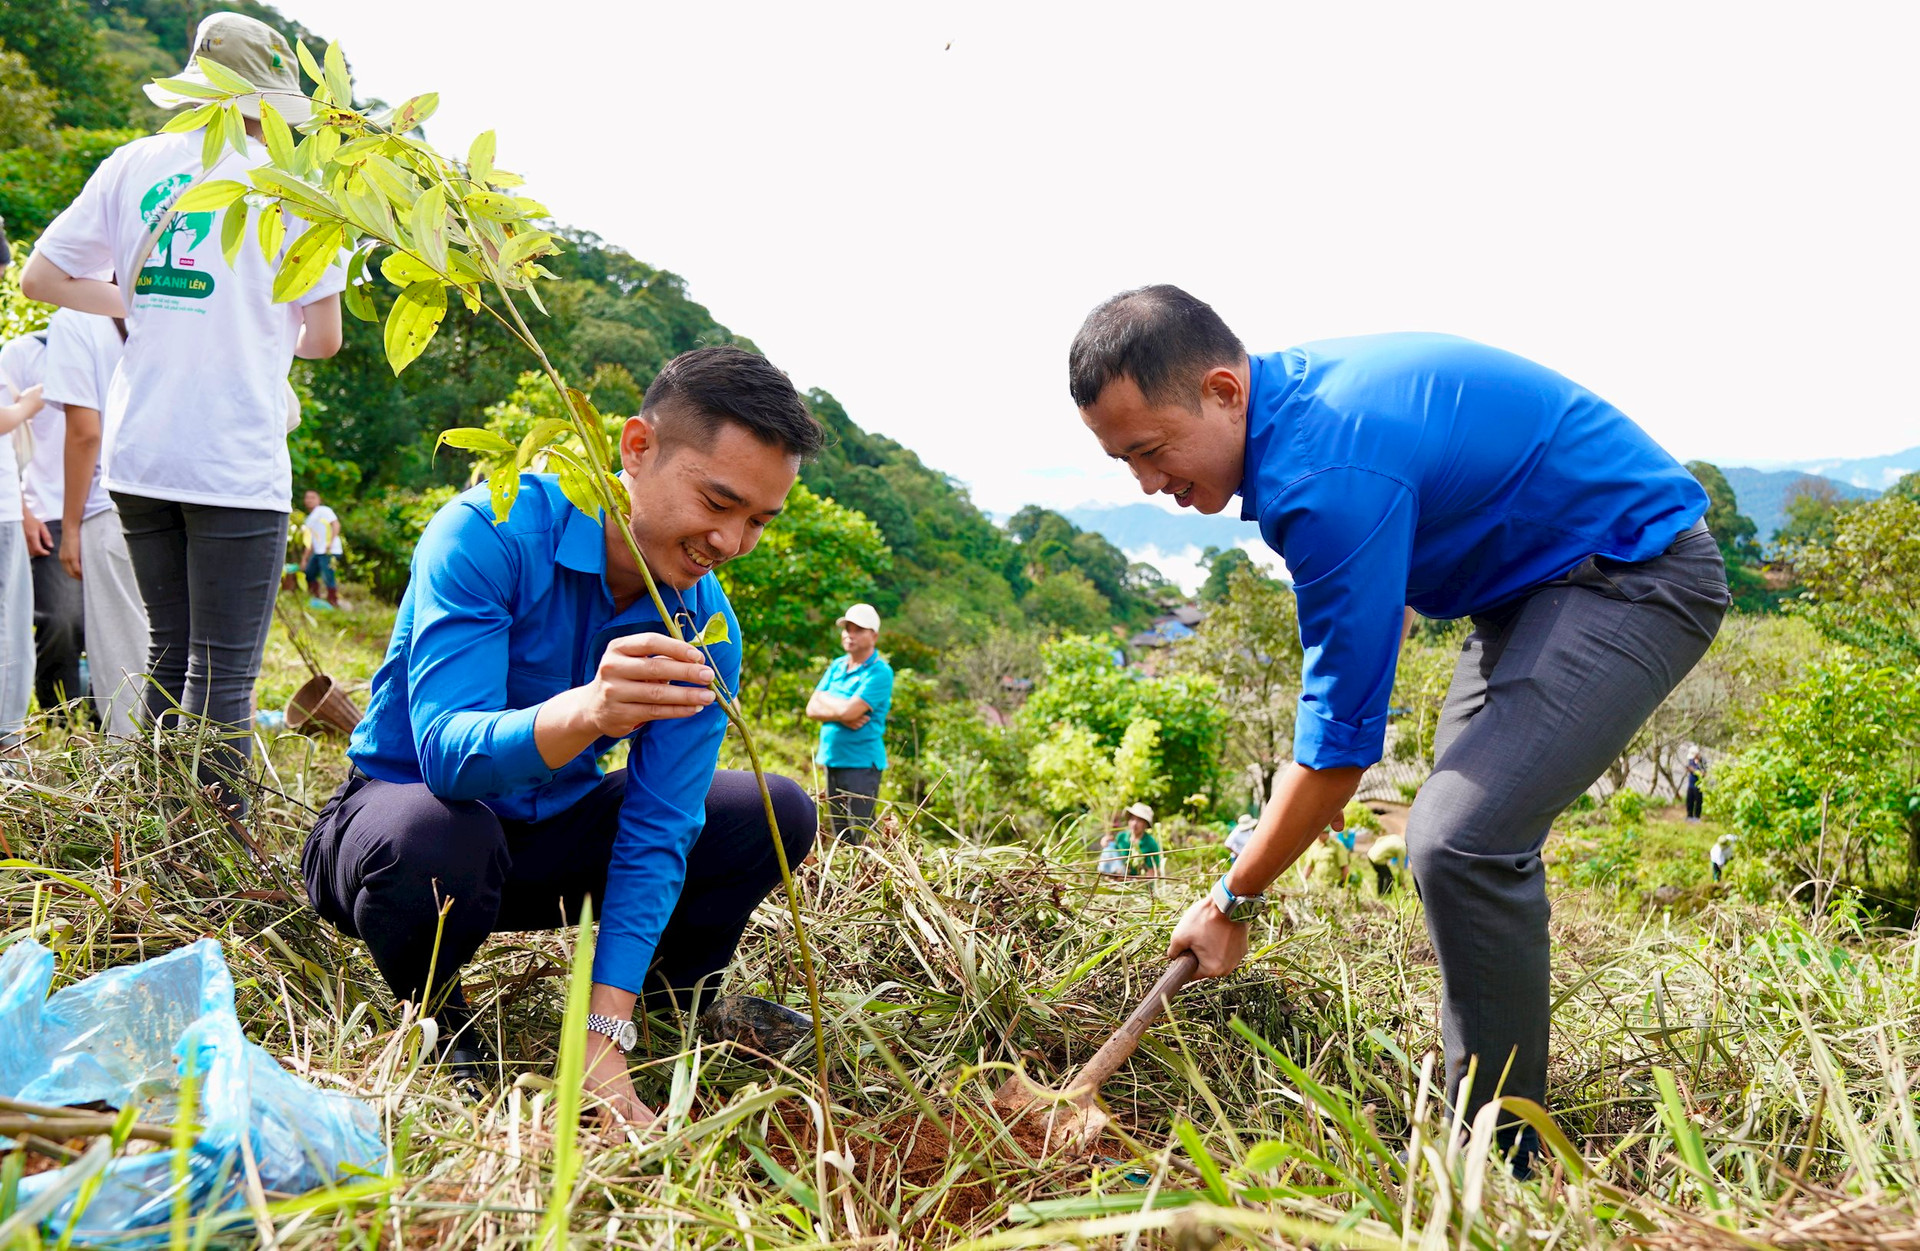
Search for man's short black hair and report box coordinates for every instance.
[1068,284,1246,410]
[642,345,826,461]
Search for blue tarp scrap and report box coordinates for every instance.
[0,937,387,1242]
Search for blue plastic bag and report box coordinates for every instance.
[0,937,386,1242]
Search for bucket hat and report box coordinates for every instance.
[145,13,313,123]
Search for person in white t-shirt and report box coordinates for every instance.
[21,11,344,808]
[41,309,151,738]
[0,350,46,758]
[300,488,343,609]
[3,331,89,722]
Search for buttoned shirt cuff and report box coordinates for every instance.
[1292,700,1387,771]
[488,703,556,792]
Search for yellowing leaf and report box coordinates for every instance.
[489,458,521,524]
[221,103,249,160]
[201,111,226,170]
[395,92,439,132]
[436,427,516,455]
[693,612,731,646]
[220,201,249,267]
[384,280,448,374]
[160,101,218,134]
[151,76,227,100]
[514,197,551,219]
[172,179,248,212]
[255,205,286,263]
[464,191,521,222]
[555,460,601,521]
[250,169,338,221]
[379,251,438,288]
[258,99,296,170]
[467,130,495,183]
[195,57,256,95]
[410,185,448,273]
[322,41,352,109]
[295,40,326,92]
[498,229,554,268]
[343,248,375,322]
[272,221,343,304]
[516,418,575,470]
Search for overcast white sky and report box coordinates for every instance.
[289,0,1918,519]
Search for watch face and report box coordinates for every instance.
[616,1019,639,1052]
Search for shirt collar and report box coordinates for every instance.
[555,502,606,576]
[1237,350,1304,522]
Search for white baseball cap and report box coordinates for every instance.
[1125,802,1155,824]
[836,603,881,633]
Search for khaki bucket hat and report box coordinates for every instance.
[145,12,313,123]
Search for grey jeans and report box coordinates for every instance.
[1408,520,1727,1132]
[113,493,284,789]
[0,522,30,746]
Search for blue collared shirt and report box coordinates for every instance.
[1240,333,1708,770]
[348,475,741,993]
[813,652,893,769]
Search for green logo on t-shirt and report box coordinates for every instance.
[134,174,217,301]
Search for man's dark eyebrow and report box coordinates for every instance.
[702,477,783,516]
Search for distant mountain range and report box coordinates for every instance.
[1060,504,1264,556]
[1720,445,1918,493]
[1718,468,1879,547]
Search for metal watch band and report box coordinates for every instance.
[586,1011,637,1053]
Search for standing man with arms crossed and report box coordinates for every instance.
[303,347,822,1125]
[1066,286,1726,1168]
[806,603,893,845]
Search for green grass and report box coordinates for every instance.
[0,589,1913,1247]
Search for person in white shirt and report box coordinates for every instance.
[3,331,88,722]
[300,489,342,609]
[0,353,46,757]
[22,11,344,809]
[40,309,150,738]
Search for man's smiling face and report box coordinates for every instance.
[619,414,799,592]
[1079,366,1250,515]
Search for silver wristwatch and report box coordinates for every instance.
[1210,874,1269,923]
[586,1012,638,1053]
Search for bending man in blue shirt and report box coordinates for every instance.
[1069,286,1727,1161]
[303,347,822,1127]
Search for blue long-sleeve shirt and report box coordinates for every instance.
[348,475,740,993]
[1240,333,1709,770]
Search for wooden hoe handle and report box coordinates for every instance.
[1065,951,1202,1102]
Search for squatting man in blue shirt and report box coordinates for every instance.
[302,347,823,1128]
[1069,287,1727,1170]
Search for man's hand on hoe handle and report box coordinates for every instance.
[534,633,716,769]
[1167,761,1365,980]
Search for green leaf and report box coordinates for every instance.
[323,41,352,108]
[151,75,228,100]
[220,201,249,267]
[295,40,326,92]
[436,427,516,455]
[514,196,551,219]
[602,474,630,521]
[464,191,522,222]
[160,101,219,134]
[172,179,248,213]
[564,387,613,470]
[335,171,396,240]
[693,612,731,647]
[467,130,496,183]
[444,249,487,285]
[311,124,341,166]
[394,92,439,132]
[1173,1120,1231,1206]
[379,252,437,288]
[258,99,296,170]
[516,418,575,470]
[409,185,448,273]
[384,280,448,374]
[361,154,418,208]
[272,221,343,303]
[196,57,256,95]
[342,247,375,322]
[489,457,521,523]
[255,205,286,263]
[498,229,554,269]
[556,458,604,520]
[222,102,250,159]
[201,112,226,170]
[1240,1140,1289,1174]
[250,168,339,221]
[330,135,384,166]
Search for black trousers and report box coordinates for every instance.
[302,767,816,1011]
[825,765,882,843]
[1685,780,1704,819]
[29,519,86,714]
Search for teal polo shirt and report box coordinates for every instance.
[813,652,893,770]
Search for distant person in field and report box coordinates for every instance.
[301,489,342,609]
[1,343,45,760]
[1684,749,1707,822]
[1224,812,1257,860]
[1067,285,1726,1170]
[22,12,345,810]
[302,347,822,1128]
[41,309,150,738]
[1710,833,1735,883]
[1115,802,1164,878]
[805,603,893,844]
[5,329,89,723]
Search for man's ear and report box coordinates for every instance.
[1200,365,1245,413]
[619,414,655,472]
